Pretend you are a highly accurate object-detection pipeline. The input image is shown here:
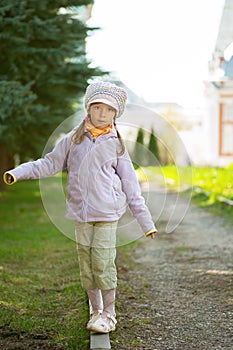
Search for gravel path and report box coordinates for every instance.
[114,189,233,350]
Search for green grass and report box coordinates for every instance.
[137,165,233,198]
[0,180,90,349]
[191,166,233,199]
[136,165,233,221]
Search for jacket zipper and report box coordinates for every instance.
[81,136,96,220]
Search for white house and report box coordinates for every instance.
[203,0,233,166]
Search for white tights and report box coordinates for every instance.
[87,288,116,317]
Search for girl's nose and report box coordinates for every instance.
[100,108,107,117]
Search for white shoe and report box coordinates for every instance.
[86,312,102,330]
[89,313,117,333]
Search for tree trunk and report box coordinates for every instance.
[0,144,15,191]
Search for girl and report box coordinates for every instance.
[4,81,157,333]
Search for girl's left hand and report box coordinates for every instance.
[145,229,157,239]
[147,231,156,239]
[149,232,156,239]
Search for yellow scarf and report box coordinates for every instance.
[85,117,112,139]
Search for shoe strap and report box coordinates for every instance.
[106,313,117,324]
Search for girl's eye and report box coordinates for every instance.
[108,108,114,112]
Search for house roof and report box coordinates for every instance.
[215,0,233,55]
[222,56,233,77]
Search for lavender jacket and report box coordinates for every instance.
[4,129,156,234]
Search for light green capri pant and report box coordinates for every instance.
[75,221,118,290]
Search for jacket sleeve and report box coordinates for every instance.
[116,149,157,234]
[3,133,72,184]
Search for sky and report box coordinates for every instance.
[86,0,225,107]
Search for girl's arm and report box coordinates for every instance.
[3,133,72,185]
[116,150,157,238]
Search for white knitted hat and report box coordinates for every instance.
[84,81,127,118]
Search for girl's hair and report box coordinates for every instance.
[71,118,125,156]
[114,121,125,156]
[71,120,86,145]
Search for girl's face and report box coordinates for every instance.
[89,103,116,128]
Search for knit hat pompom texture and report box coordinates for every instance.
[84,81,127,118]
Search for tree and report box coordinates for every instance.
[148,127,160,165]
[133,127,147,168]
[0,0,104,189]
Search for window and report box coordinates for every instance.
[219,103,233,156]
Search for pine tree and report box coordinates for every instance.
[148,127,160,165]
[0,0,104,189]
[133,127,147,168]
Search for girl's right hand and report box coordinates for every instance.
[5,173,14,184]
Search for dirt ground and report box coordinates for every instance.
[1,189,232,349]
[115,189,233,349]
